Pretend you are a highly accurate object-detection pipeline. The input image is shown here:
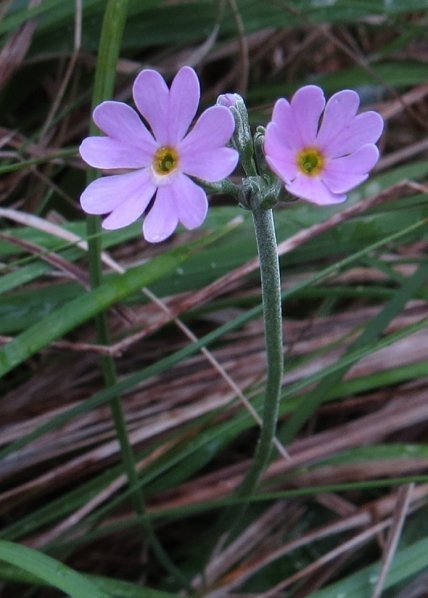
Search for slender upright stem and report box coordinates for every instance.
[216,206,283,546]
[86,0,189,588]
[238,206,283,495]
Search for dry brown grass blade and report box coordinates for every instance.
[192,485,428,595]
[1,301,425,505]
[0,370,261,505]
[3,182,419,360]
[26,437,180,549]
[0,230,134,324]
[154,385,428,514]
[0,231,90,287]
[376,137,428,172]
[371,484,415,598]
[0,205,290,458]
[192,501,294,590]
[38,0,82,140]
[225,0,249,94]
[225,489,423,597]
[378,84,428,121]
[267,0,428,130]
[119,181,422,353]
[256,520,391,598]
[0,0,41,88]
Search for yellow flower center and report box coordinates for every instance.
[153,146,179,175]
[297,147,325,176]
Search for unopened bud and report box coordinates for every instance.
[216,93,241,108]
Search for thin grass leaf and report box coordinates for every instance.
[311,536,428,598]
[0,227,234,377]
[283,261,428,443]
[0,540,110,598]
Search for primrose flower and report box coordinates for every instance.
[264,85,383,205]
[80,66,238,242]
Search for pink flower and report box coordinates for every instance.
[264,85,384,205]
[80,66,238,242]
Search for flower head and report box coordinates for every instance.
[264,85,384,205]
[80,66,238,242]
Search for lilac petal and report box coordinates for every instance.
[322,144,379,193]
[317,90,360,149]
[264,122,299,179]
[80,137,151,169]
[143,187,179,243]
[286,174,347,205]
[92,102,157,152]
[264,122,288,157]
[324,111,384,157]
[103,181,156,229]
[328,144,380,174]
[265,155,297,183]
[270,98,303,149]
[180,147,238,181]
[265,153,298,183]
[323,171,368,194]
[179,106,235,153]
[80,169,152,215]
[167,66,200,144]
[133,69,169,144]
[290,86,325,147]
[170,173,208,229]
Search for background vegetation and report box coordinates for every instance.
[1,0,428,596]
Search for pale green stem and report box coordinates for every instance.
[214,206,283,546]
[235,208,283,495]
[86,0,189,588]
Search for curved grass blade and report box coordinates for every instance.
[0,561,177,598]
[0,228,232,378]
[311,536,428,598]
[0,540,110,598]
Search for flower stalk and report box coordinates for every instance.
[238,206,283,494]
[206,103,285,548]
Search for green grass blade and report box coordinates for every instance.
[0,540,110,598]
[311,536,428,598]
[0,230,228,378]
[283,260,428,443]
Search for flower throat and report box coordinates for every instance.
[297,147,325,176]
[153,146,179,175]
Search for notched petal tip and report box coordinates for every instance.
[271,97,290,123]
[289,85,326,147]
[168,65,201,144]
[213,104,236,133]
[328,89,360,106]
[291,84,325,105]
[363,110,384,142]
[132,69,170,143]
[175,65,199,84]
[179,104,237,159]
